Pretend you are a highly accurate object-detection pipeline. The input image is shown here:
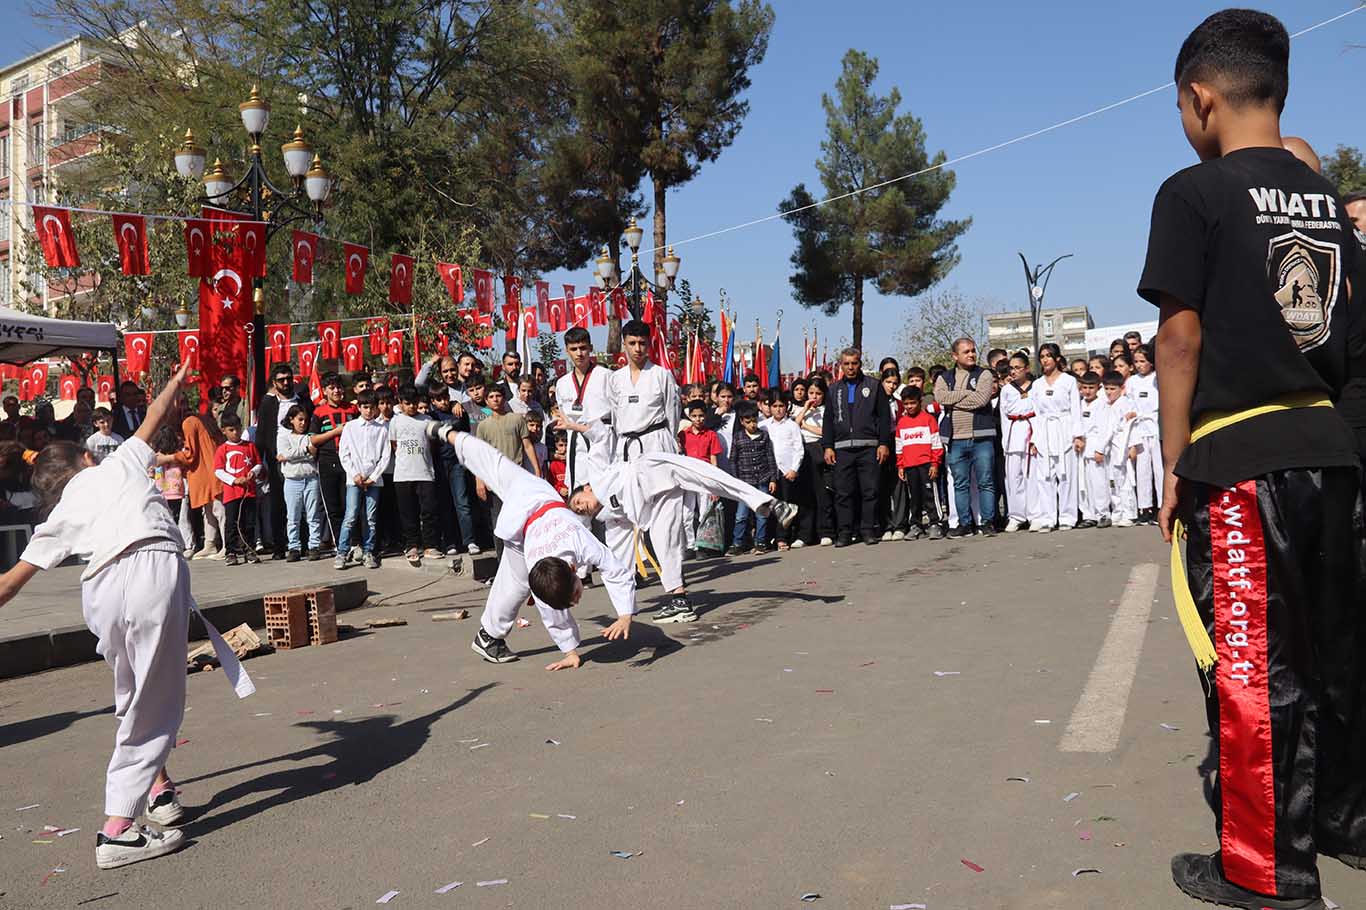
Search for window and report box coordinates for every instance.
[0,259,9,303]
[26,182,41,228]
[0,196,8,242]
[9,74,28,96]
[0,133,7,177]
[62,121,99,144]
[1043,317,1054,336]
[47,57,68,77]
[28,118,44,161]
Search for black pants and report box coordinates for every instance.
[898,463,942,530]
[803,441,834,540]
[262,462,286,554]
[395,480,439,552]
[775,472,803,544]
[1182,468,1365,900]
[833,445,879,539]
[876,458,897,534]
[223,496,257,556]
[488,492,504,559]
[318,464,346,549]
[378,479,401,554]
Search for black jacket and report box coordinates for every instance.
[821,373,893,450]
[256,392,312,462]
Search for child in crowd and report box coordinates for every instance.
[1087,355,1111,377]
[151,425,187,526]
[389,385,441,565]
[680,399,723,556]
[309,373,358,553]
[1069,358,1089,378]
[547,432,569,499]
[276,404,325,560]
[1100,371,1137,528]
[475,384,538,558]
[765,395,804,551]
[335,390,390,569]
[793,378,830,546]
[1126,343,1161,524]
[1026,343,1083,533]
[893,386,946,539]
[1076,371,1112,529]
[213,412,263,565]
[727,404,778,555]
[526,412,548,478]
[86,407,123,462]
[998,353,1034,532]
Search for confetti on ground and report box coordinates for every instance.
[376,890,400,904]
[471,837,489,847]
[529,813,550,820]
[333,709,343,714]
[609,851,639,859]
[558,814,576,820]
[800,893,821,902]
[296,711,314,716]
[1034,719,1052,725]
[1072,868,1101,877]
[515,617,532,628]
[1160,723,1180,732]
[55,828,81,837]
[1006,776,1030,783]
[676,800,685,806]
[784,668,794,672]
[1079,831,1092,841]
[755,717,774,723]
[458,737,480,743]
[16,804,40,811]
[858,661,876,667]
[40,866,66,885]
[961,859,985,873]
[469,742,490,751]
[434,881,463,894]
[431,610,469,621]
[890,904,927,910]
[546,739,560,746]
[933,671,960,677]
[476,879,507,887]
[32,839,54,844]
[253,712,272,717]
[815,689,835,694]
[1063,792,1081,802]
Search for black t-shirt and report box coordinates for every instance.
[1138,147,1360,487]
[1332,227,1366,429]
[309,402,359,471]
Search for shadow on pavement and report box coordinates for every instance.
[578,624,684,668]
[177,683,496,838]
[0,705,113,748]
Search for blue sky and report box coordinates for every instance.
[6,3,1365,369]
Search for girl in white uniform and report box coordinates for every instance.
[1101,371,1139,527]
[0,363,254,871]
[1126,344,1162,523]
[997,353,1035,531]
[1025,344,1084,532]
[1077,373,1113,527]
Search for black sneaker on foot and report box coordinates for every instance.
[948,527,971,539]
[1076,519,1098,529]
[1096,517,1112,529]
[684,547,697,560]
[96,824,186,870]
[224,554,239,566]
[980,525,998,538]
[471,628,518,663]
[929,525,946,540]
[286,549,301,562]
[653,600,683,623]
[861,533,879,545]
[244,550,261,564]
[1170,852,1324,909]
[725,546,745,557]
[144,787,185,826]
[656,595,695,624]
[833,535,853,548]
[307,548,323,561]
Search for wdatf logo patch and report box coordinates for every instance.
[1266,230,1341,352]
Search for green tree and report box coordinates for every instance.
[1322,145,1365,196]
[779,50,969,351]
[895,288,991,370]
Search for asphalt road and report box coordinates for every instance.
[2,526,1363,909]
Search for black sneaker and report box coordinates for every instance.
[861,533,879,545]
[905,526,924,541]
[224,554,239,566]
[653,600,683,623]
[725,546,746,557]
[471,628,518,663]
[684,548,697,560]
[1096,517,1112,529]
[286,549,301,562]
[833,535,853,548]
[929,525,946,540]
[307,548,323,561]
[656,595,695,624]
[1170,852,1324,909]
[948,527,971,539]
[1076,519,1098,530]
[243,550,261,564]
[96,824,186,870]
[980,525,998,538]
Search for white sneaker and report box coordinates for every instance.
[207,548,227,560]
[1033,524,1053,533]
[144,788,184,827]
[96,824,185,870]
[790,539,805,549]
[891,530,906,541]
[769,501,800,529]
[1004,519,1021,533]
[819,537,833,546]
[467,543,482,556]
[881,531,893,541]
[1112,517,1136,528]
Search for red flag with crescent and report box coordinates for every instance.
[610,287,629,321]
[589,287,607,326]
[553,359,567,378]
[204,207,266,279]
[296,342,319,379]
[96,374,114,402]
[111,213,149,276]
[123,332,153,376]
[59,373,80,401]
[438,262,464,304]
[503,275,523,311]
[266,323,292,364]
[196,212,255,389]
[535,281,551,323]
[317,321,342,359]
[614,351,628,367]
[562,284,576,315]
[178,330,201,372]
[18,377,32,402]
[367,317,389,355]
[341,336,366,372]
[184,218,211,277]
[520,308,539,339]
[25,363,49,397]
[472,268,495,313]
[292,230,318,284]
[547,297,567,333]
[389,253,414,306]
[33,206,79,268]
[343,243,368,295]
[572,294,590,329]
[309,370,322,405]
[502,304,520,341]
[385,330,404,366]
[474,312,494,350]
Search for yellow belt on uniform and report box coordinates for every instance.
[1170,392,1334,670]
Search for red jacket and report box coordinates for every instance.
[895,412,943,469]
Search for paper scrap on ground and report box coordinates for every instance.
[1034,719,1052,724]
[431,610,469,621]
[55,827,80,837]
[1063,792,1081,802]
[471,837,489,847]
[676,800,685,806]
[815,688,834,694]
[470,742,490,750]
[458,737,480,743]
[366,618,408,627]
[434,881,463,894]
[558,814,576,820]
[376,890,400,904]
[546,739,560,746]
[933,671,960,677]
[253,712,272,717]
[32,839,54,844]
[515,617,532,628]
[476,879,507,887]
[1006,776,1030,783]
[16,804,40,811]
[890,904,927,910]
[961,859,985,873]
[529,813,550,820]
[755,717,774,723]
[800,893,821,902]
[610,851,639,859]
[1072,868,1101,877]
[1160,723,1180,732]
[1078,830,1092,841]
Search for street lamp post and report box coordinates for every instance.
[1016,252,1073,369]
[595,217,681,321]
[172,85,334,412]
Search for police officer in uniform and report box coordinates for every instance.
[821,347,892,546]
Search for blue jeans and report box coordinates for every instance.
[338,484,381,554]
[945,437,997,527]
[732,482,772,548]
[443,459,477,548]
[283,475,324,552]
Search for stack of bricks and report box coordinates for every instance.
[304,587,338,646]
[264,590,310,650]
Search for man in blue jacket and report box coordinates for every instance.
[821,348,893,546]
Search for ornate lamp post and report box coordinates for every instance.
[594,217,681,321]
[1017,251,1072,368]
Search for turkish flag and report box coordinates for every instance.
[474,312,494,350]
[366,317,389,355]
[266,323,292,364]
[472,268,495,313]
[204,207,266,278]
[548,297,568,333]
[292,230,318,284]
[59,374,79,401]
[438,263,464,304]
[343,243,368,295]
[614,351,628,367]
[184,218,211,277]
[435,328,450,356]
[341,336,365,372]
[610,287,629,321]
[572,295,590,329]
[317,321,342,359]
[33,206,79,268]
[296,342,319,379]
[553,359,567,378]
[111,214,149,275]
[196,213,254,389]
[503,275,523,311]
[589,287,607,326]
[96,374,114,402]
[385,331,404,366]
[389,253,414,306]
[26,363,49,396]
[535,281,550,323]
[520,308,539,339]
[562,284,576,313]
[18,378,32,402]
[178,330,201,372]
[123,332,153,376]
[502,303,521,341]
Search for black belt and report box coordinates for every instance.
[619,420,669,461]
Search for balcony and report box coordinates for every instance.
[47,59,111,105]
[48,127,103,168]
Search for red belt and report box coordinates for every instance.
[1008,413,1035,420]
[523,500,569,536]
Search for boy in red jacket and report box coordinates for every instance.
[213,412,264,565]
[893,386,945,540]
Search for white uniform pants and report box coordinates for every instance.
[1110,456,1138,521]
[1134,437,1163,510]
[1027,454,1078,529]
[682,492,697,549]
[1080,455,1110,521]
[1003,452,1029,523]
[83,545,189,819]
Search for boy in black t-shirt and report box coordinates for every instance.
[1139,11,1364,909]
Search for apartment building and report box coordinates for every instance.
[985,304,1093,361]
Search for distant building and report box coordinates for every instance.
[986,305,1093,361]
[1,36,116,311]
[1085,319,1159,355]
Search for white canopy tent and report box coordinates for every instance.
[0,307,120,365]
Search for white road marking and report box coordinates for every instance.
[1059,563,1160,753]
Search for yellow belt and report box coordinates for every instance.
[1170,392,1333,670]
[632,526,662,579]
